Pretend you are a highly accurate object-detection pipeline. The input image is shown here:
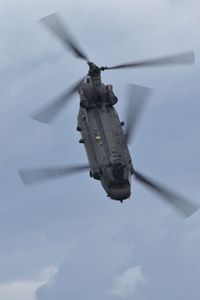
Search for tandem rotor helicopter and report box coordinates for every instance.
[19,13,199,217]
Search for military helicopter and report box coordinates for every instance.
[19,13,199,217]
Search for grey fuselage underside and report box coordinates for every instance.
[77,81,134,200]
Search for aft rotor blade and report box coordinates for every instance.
[40,13,89,61]
[125,84,152,144]
[103,51,194,70]
[19,164,90,185]
[32,76,85,123]
[134,170,199,217]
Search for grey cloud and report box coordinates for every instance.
[35,217,141,300]
[35,211,200,300]
[0,0,199,299]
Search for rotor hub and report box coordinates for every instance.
[88,62,101,77]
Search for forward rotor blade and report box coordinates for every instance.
[125,84,152,144]
[18,164,90,185]
[40,13,89,61]
[32,76,85,124]
[134,170,199,217]
[103,51,194,70]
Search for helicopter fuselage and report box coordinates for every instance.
[77,68,134,201]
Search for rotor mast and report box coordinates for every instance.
[88,62,102,87]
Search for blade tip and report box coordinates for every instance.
[185,50,195,64]
[39,12,59,22]
[31,114,52,125]
[185,206,199,218]
[18,170,31,186]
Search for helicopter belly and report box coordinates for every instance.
[78,105,133,199]
[78,106,131,164]
[78,107,108,179]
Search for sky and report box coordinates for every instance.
[0,0,200,299]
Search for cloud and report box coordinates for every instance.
[35,211,200,300]
[110,266,146,298]
[0,1,200,300]
[0,266,57,300]
[0,280,39,300]
[35,221,135,300]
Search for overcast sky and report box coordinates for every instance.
[0,0,200,299]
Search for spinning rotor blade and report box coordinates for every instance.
[103,51,194,70]
[32,76,85,123]
[40,13,89,61]
[19,164,90,185]
[134,170,199,217]
[125,84,152,144]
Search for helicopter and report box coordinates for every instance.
[19,13,199,217]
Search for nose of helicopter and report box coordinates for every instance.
[108,184,131,201]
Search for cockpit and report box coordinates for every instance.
[101,163,131,201]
